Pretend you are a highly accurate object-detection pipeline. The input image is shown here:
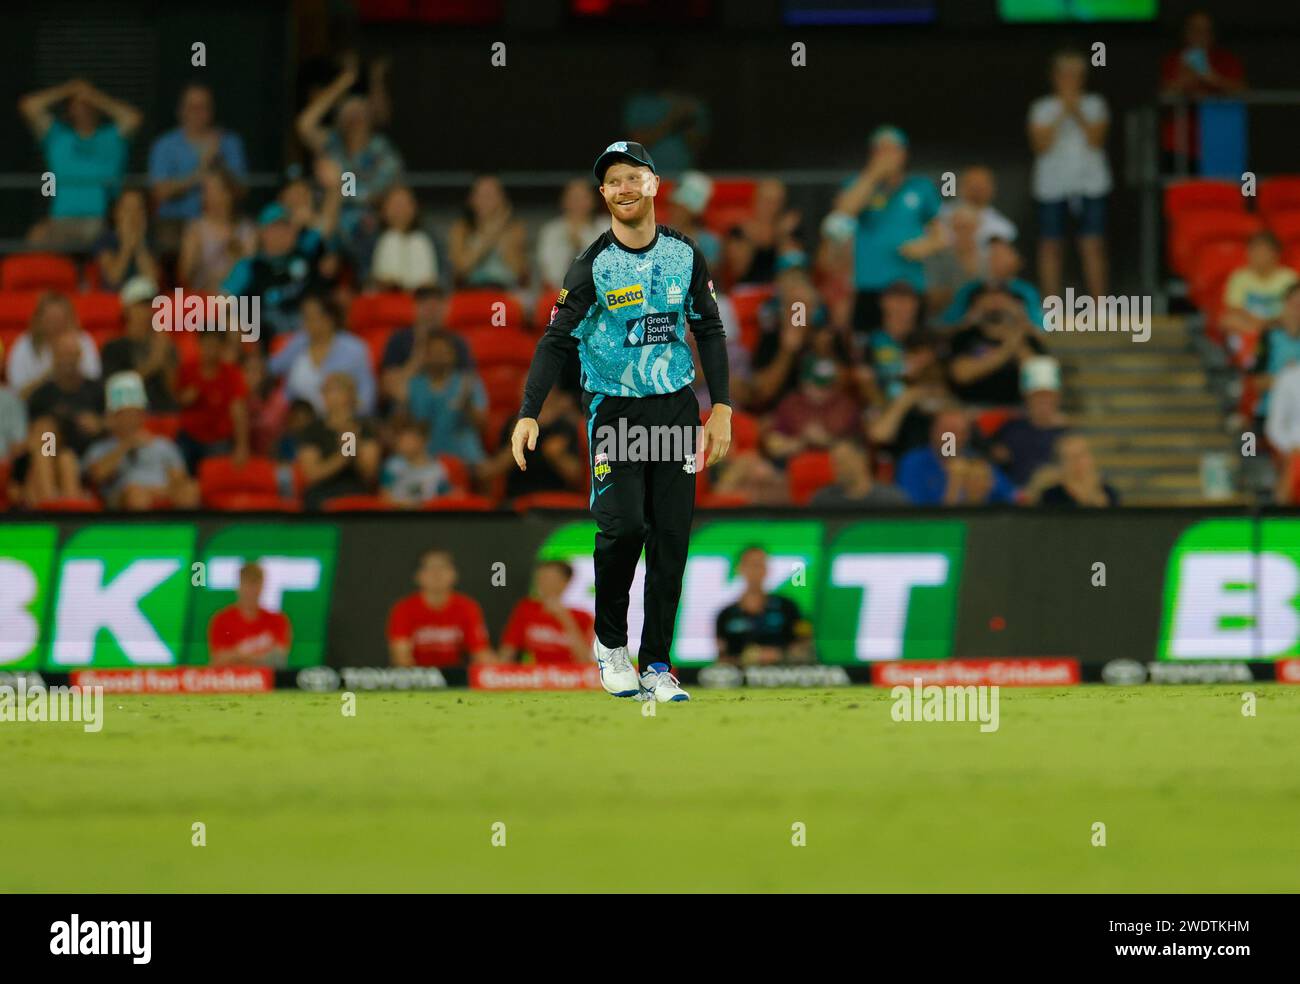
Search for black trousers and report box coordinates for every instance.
[584,386,699,670]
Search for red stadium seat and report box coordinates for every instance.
[463,328,535,369]
[480,363,526,408]
[447,290,525,332]
[976,408,1017,439]
[1188,241,1248,314]
[1,253,78,292]
[702,407,758,453]
[728,284,774,352]
[364,328,393,373]
[482,405,517,452]
[1258,176,1300,220]
[207,491,300,512]
[437,454,470,491]
[533,290,560,331]
[697,491,751,509]
[423,492,493,511]
[787,449,834,506]
[74,292,124,335]
[143,414,182,440]
[323,495,394,511]
[36,497,102,512]
[1265,210,1300,251]
[1163,180,1242,219]
[1169,211,1262,278]
[1284,243,1300,277]
[512,491,587,513]
[198,455,279,506]
[369,291,416,333]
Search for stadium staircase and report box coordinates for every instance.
[1054,312,1242,505]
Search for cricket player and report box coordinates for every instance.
[512,141,732,702]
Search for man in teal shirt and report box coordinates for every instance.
[829,126,945,333]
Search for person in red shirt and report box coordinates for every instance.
[1158,11,1247,166]
[175,330,250,473]
[387,549,493,668]
[498,560,595,665]
[208,562,292,666]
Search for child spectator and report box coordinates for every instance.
[1221,232,1298,339]
[176,332,251,473]
[381,418,454,507]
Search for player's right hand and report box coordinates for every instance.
[511,417,539,471]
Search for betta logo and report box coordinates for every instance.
[605,284,645,310]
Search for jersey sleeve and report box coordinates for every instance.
[386,598,412,642]
[462,598,491,653]
[519,247,598,419]
[685,240,731,407]
[501,602,527,650]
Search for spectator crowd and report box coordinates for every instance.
[8,14,1258,514]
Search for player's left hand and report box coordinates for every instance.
[699,406,732,469]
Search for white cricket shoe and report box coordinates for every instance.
[594,639,640,697]
[640,662,690,702]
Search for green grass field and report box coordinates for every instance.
[2,686,1298,892]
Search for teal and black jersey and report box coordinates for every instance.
[519,224,730,418]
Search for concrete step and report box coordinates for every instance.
[1094,451,1215,470]
[1057,352,1203,371]
[1078,391,1221,411]
[1081,430,1231,450]
[1076,411,1223,430]
[1069,370,1208,389]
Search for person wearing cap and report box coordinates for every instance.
[767,350,863,461]
[220,161,343,342]
[511,140,733,703]
[828,125,946,334]
[989,356,1068,488]
[83,371,199,510]
[536,178,609,290]
[101,275,177,412]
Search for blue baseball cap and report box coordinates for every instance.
[593,141,657,184]
[258,202,290,227]
[870,125,909,148]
